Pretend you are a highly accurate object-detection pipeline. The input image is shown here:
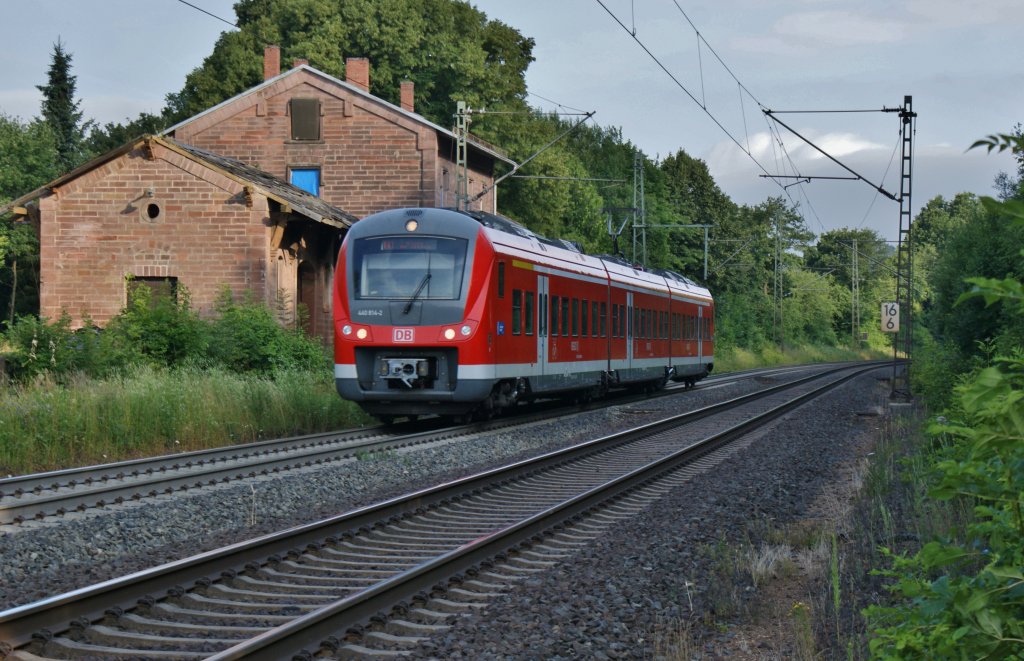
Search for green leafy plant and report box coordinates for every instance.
[865,130,1024,660]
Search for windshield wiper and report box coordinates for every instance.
[403,273,431,314]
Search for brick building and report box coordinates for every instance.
[3,49,512,342]
[166,47,509,217]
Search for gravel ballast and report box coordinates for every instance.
[411,368,890,659]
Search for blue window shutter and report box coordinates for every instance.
[290,168,320,196]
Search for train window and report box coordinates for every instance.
[498,262,505,298]
[662,312,668,339]
[525,291,535,335]
[353,236,467,300]
[561,297,570,336]
[551,296,559,336]
[539,293,547,336]
[572,298,579,337]
[581,299,588,337]
[611,304,618,338]
[591,301,599,337]
[512,289,522,335]
[600,302,607,337]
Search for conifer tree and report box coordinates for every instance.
[37,38,88,172]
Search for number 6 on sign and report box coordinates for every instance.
[881,302,899,333]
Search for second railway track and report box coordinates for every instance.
[0,362,884,660]
[0,362,840,525]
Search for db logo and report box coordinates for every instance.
[393,328,414,342]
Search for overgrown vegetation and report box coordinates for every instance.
[0,285,371,474]
[861,132,1024,659]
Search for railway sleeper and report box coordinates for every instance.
[177,591,321,614]
[383,619,450,636]
[204,582,338,604]
[145,602,294,626]
[334,641,412,658]
[30,635,210,660]
[113,612,268,637]
[73,624,238,651]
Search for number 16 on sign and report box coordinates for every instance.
[881,302,899,333]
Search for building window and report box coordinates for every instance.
[127,276,177,307]
[289,98,321,141]
[290,168,320,196]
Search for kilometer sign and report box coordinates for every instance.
[881,302,899,333]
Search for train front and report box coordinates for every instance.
[333,208,494,420]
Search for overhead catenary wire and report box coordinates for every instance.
[173,0,238,28]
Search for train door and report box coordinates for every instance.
[697,305,704,363]
[626,291,634,372]
[537,275,549,376]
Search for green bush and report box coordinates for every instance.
[103,282,208,367]
[207,289,327,373]
[3,312,80,380]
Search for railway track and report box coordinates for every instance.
[0,362,840,525]
[0,362,884,660]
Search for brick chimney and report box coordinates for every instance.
[400,80,415,113]
[292,58,308,68]
[345,57,370,92]
[264,45,280,80]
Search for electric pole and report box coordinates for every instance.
[851,238,860,348]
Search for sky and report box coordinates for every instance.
[2,0,1022,243]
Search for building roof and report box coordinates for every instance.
[160,64,516,167]
[0,135,358,229]
[160,137,357,228]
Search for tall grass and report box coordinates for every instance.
[0,366,373,475]
[715,343,886,373]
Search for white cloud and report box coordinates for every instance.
[773,10,906,47]
[905,0,1024,29]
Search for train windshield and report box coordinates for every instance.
[353,236,468,300]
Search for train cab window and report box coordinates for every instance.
[497,262,505,298]
[512,289,522,335]
[561,297,570,336]
[581,299,589,337]
[600,302,607,337]
[525,291,535,335]
[551,296,559,336]
[571,298,579,336]
[353,236,467,300]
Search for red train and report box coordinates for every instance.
[333,207,714,422]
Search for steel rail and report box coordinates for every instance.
[0,361,884,653]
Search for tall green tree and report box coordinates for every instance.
[164,0,534,128]
[0,114,59,324]
[36,39,89,172]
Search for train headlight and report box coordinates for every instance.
[443,328,456,340]
[356,328,368,340]
[460,325,472,336]
[417,360,430,377]
[405,219,418,232]
[342,325,353,336]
